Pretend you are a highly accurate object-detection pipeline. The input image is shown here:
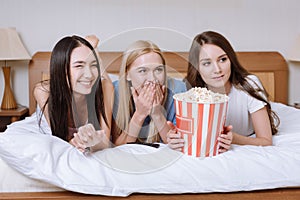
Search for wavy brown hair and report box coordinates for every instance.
[185,31,279,135]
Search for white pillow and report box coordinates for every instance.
[1,128,300,196]
[271,102,300,134]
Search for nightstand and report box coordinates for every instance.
[0,106,29,132]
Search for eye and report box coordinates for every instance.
[201,61,211,67]
[72,61,85,68]
[219,56,228,63]
[89,60,98,67]
[73,64,84,68]
[91,64,98,68]
[138,68,147,73]
[155,65,164,73]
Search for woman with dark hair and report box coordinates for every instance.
[184,31,279,146]
[34,35,113,152]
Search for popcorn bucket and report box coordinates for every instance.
[173,96,228,158]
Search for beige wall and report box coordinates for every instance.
[1,0,300,106]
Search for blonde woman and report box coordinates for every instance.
[112,40,186,146]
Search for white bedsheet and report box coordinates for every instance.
[0,102,299,196]
[0,156,64,192]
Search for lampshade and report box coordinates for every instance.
[0,27,31,60]
[287,35,300,62]
[0,27,31,109]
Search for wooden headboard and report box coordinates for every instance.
[29,51,288,115]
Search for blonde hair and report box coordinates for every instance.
[115,40,168,143]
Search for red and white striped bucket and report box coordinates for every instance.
[174,97,228,158]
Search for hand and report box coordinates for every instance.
[131,82,155,119]
[153,81,165,106]
[166,121,184,151]
[218,125,233,153]
[151,82,166,116]
[70,123,106,152]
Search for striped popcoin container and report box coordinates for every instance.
[173,88,228,158]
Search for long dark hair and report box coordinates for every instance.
[185,31,279,135]
[42,35,107,141]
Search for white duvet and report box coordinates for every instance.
[0,102,300,196]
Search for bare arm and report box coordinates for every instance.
[150,107,170,143]
[87,34,113,149]
[149,84,170,143]
[232,107,273,146]
[70,78,114,152]
[113,86,152,145]
[113,112,146,146]
[91,78,114,150]
[33,82,50,125]
[113,83,171,145]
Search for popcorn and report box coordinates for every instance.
[173,87,229,104]
[173,87,229,158]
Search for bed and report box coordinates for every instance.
[1,51,300,200]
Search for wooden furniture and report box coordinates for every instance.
[0,106,29,132]
[1,188,300,200]
[1,51,296,200]
[1,67,17,109]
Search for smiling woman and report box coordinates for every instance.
[33,35,113,153]
[126,52,166,91]
[69,49,99,96]
[112,40,187,146]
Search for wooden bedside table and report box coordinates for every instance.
[0,106,29,132]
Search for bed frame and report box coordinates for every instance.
[2,51,297,199]
[1,189,300,200]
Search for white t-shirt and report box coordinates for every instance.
[225,75,267,136]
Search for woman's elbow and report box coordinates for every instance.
[260,137,273,146]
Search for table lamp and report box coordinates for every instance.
[0,27,31,109]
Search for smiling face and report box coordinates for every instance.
[69,45,99,96]
[126,52,165,92]
[198,44,231,94]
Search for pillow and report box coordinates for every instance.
[1,127,300,196]
[270,102,300,134]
